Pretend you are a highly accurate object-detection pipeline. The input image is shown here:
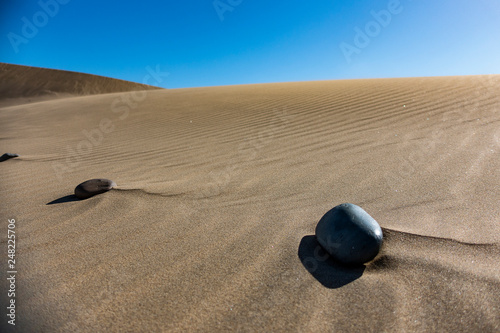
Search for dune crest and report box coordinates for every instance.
[0,62,162,106]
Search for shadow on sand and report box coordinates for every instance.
[298,235,365,289]
[46,195,81,205]
[0,153,19,162]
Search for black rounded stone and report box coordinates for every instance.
[315,203,383,265]
[0,153,19,162]
[74,179,116,199]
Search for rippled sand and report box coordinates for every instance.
[1,64,499,332]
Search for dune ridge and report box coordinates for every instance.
[0,63,162,106]
[1,68,499,332]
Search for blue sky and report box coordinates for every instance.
[1,0,499,88]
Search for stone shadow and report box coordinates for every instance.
[298,235,365,289]
[46,195,81,205]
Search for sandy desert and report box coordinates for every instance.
[1,63,499,332]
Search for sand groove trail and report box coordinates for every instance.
[1,71,499,332]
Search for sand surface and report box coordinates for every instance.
[1,65,499,332]
[0,63,162,108]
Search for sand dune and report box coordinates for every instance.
[0,63,162,107]
[0,67,499,332]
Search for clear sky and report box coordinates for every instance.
[1,0,499,88]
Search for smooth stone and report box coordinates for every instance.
[315,203,383,265]
[74,179,116,199]
[0,153,19,162]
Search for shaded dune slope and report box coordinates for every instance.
[0,62,162,101]
[0,73,499,332]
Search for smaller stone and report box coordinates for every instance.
[315,203,383,265]
[74,179,116,199]
[0,153,19,162]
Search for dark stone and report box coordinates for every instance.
[74,179,116,199]
[0,153,19,162]
[315,203,383,265]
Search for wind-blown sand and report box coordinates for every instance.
[0,65,499,332]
